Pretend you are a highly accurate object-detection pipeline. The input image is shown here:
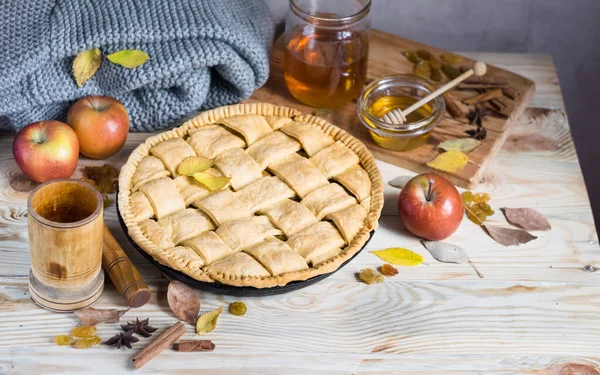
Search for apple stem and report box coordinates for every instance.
[426,178,434,202]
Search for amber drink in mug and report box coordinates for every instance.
[284,0,371,108]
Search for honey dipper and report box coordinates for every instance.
[382,61,487,125]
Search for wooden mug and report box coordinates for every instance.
[28,179,105,312]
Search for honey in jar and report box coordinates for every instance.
[284,0,371,108]
[357,75,445,152]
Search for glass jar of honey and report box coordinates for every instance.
[284,0,371,108]
[357,75,445,152]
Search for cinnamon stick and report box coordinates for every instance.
[488,96,514,117]
[132,321,186,370]
[503,86,521,100]
[177,340,215,352]
[456,82,509,90]
[442,93,463,119]
[463,76,509,85]
[463,89,503,105]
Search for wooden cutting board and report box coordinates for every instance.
[247,30,535,189]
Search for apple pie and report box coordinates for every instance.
[118,103,383,288]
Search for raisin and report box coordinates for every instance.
[428,57,442,70]
[441,53,463,65]
[416,50,434,60]
[473,193,491,204]
[54,335,73,346]
[430,68,443,82]
[414,60,431,79]
[404,51,421,63]
[359,269,384,284]
[73,336,102,349]
[442,64,461,79]
[72,326,97,338]
[229,301,247,316]
[380,264,399,276]
[461,191,474,204]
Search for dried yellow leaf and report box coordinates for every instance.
[192,172,230,191]
[72,48,102,87]
[177,156,213,176]
[438,138,481,154]
[195,307,222,336]
[426,150,468,174]
[106,49,149,68]
[369,248,423,267]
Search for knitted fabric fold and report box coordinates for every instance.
[0,0,273,132]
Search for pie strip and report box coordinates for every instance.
[218,115,273,145]
[138,219,174,249]
[280,121,334,156]
[205,252,270,278]
[182,231,236,265]
[139,177,186,220]
[130,191,154,222]
[215,216,282,252]
[158,208,215,245]
[131,156,170,192]
[310,141,360,179]
[287,222,345,266]
[164,246,205,270]
[268,153,329,198]
[187,125,246,158]
[332,165,372,202]
[265,115,293,130]
[244,237,308,276]
[245,131,301,169]
[213,148,262,190]
[195,189,251,226]
[235,176,295,213]
[300,183,356,220]
[258,199,317,237]
[150,138,197,176]
[326,204,368,243]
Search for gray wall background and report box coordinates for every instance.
[266,0,600,227]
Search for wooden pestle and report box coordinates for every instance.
[382,61,487,125]
[102,225,151,308]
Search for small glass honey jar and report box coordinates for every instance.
[357,75,445,152]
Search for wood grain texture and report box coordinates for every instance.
[250,30,536,189]
[0,50,599,374]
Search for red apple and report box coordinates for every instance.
[66,96,129,159]
[398,173,463,241]
[13,120,80,183]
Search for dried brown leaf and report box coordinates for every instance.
[74,307,128,326]
[167,280,201,326]
[483,224,537,246]
[502,207,551,231]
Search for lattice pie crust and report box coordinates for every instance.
[118,103,383,288]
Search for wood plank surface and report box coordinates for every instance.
[0,51,599,374]
[251,30,536,189]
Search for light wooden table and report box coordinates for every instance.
[0,53,599,374]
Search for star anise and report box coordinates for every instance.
[121,318,157,338]
[466,106,493,127]
[104,329,139,349]
[465,126,488,140]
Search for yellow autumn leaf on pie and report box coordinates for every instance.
[426,150,468,174]
[106,49,149,68]
[72,48,102,87]
[192,172,230,191]
[195,307,223,336]
[177,156,214,176]
[369,248,424,267]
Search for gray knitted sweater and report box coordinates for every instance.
[0,0,273,132]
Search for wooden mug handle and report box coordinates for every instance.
[102,225,151,308]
